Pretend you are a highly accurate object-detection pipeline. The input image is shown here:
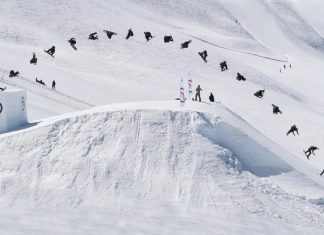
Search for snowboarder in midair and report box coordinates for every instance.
[52,80,56,90]
[103,30,117,39]
[0,86,6,92]
[236,73,246,81]
[68,38,77,50]
[198,50,208,63]
[89,32,98,40]
[164,35,173,43]
[195,85,202,102]
[9,70,20,78]
[126,29,134,40]
[144,32,153,42]
[286,125,299,136]
[30,52,37,65]
[220,61,228,71]
[272,104,282,114]
[209,92,215,102]
[304,146,319,159]
[45,46,55,56]
[181,40,192,49]
[254,90,265,98]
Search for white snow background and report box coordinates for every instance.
[0,0,324,234]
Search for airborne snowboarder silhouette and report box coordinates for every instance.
[103,30,117,39]
[286,125,299,136]
[181,40,191,49]
[198,50,208,63]
[44,46,55,57]
[236,73,246,81]
[126,29,134,40]
[9,70,19,77]
[89,32,98,40]
[164,35,173,43]
[254,90,265,98]
[272,104,282,114]
[30,52,37,65]
[68,38,77,50]
[0,86,6,92]
[304,146,319,159]
[144,32,154,42]
[220,61,228,71]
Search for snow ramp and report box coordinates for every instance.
[0,101,323,207]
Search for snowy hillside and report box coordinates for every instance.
[1,101,324,234]
[1,0,324,234]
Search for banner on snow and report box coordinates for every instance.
[180,78,185,103]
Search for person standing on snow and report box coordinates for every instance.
[52,80,56,90]
[30,52,37,65]
[195,85,202,102]
[209,93,215,102]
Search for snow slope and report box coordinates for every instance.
[0,101,324,234]
[1,0,324,233]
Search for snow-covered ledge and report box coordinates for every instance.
[0,89,27,134]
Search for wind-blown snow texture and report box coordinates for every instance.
[1,0,324,234]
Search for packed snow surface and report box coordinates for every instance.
[1,0,324,234]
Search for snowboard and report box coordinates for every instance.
[44,50,55,58]
[303,150,309,159]
[187,98,221,104]
[198,52,207,63]
[70,44,77,50]
[146,36,155,42]
[0,87,6,92]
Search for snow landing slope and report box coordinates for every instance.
[1,0,324,234]
[1,101,324,234]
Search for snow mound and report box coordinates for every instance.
[0,101,322,207]
[1,101,324,233]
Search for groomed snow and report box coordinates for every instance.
[1,0,324,234]
[0,101,324,234]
